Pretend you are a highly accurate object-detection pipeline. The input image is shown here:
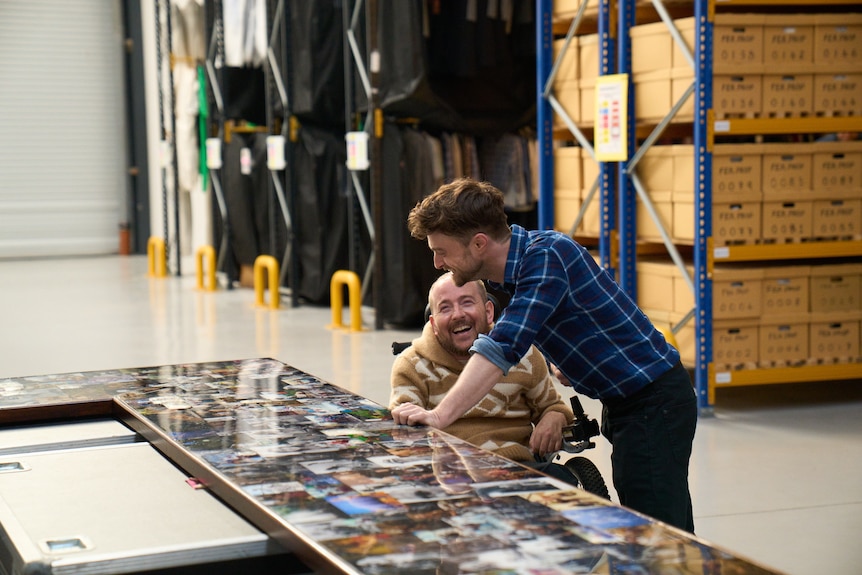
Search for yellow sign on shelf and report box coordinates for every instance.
[594,74,629,162]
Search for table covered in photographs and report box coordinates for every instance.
[0,359,782,574]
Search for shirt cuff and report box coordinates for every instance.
[470,334,516,376]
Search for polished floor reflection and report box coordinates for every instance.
[1,255,860,575]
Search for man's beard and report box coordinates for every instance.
[438,336,472,359]
[438,317,490,359]
[449,262,483,287]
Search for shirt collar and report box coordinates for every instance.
[500,224,527,287]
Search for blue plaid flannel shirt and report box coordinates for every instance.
[471,225,679,400]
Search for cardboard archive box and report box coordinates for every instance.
[712,144,763,201]
[638,259,764,320]
[813,73,862,116]
[711,317,760,369]
[634,70,673,123]
[762,265,811,315]
[663,14,766,74]
[656,310,760,370]
[761,200,813,242]
[631,20,674,75]
[674,264,764,319]
[553,39,580,127]
[555,80,581,127]
[809,263,862,313]
[763,14,815,69]
[812,198,862,239]
[553,0,598,21]
[714,74,763,117]
[553,38,579,82]
[761,143,812,201]
[580,149,601,236]
[555,145,582,190]
[672,144,762,245]
[814,14,862,70]
[578,33,599,126]
[636,146,675,242]
[809,310,861,362]
[759,314,810,366]
[712,14,766,72]
[554,188,583,234]
[762,74,814,117]
[638,261,763,369]
[553,146,583,234]
[811,141,862,198]
[673,195,762,245]
[636,260,680,312]
[627,17,706,122]
[673,15,764,119]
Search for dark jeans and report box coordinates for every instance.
[601,362,697,532]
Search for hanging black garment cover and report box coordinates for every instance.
[376,122,440,327]
[294,125,355,304]
[288,0,346,129]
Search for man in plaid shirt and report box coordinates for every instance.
[392,177,697,533]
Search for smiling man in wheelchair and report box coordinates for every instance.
[390,272,608,497]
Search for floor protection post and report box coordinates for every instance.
[196,245,217,291]
[656,325,679,350]
[329,270,363,331]
[147,237,167,278]
[254,255,280,310]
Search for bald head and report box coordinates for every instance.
[427,272,494,360]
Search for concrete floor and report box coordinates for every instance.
[1,255,860,575]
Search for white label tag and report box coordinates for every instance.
[240,147,252,175]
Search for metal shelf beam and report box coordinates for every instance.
[709,363,862,405]
[714,117,862,136]
[712,240,862,263]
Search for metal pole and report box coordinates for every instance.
[165,0,182,276]
[366,0,384,330]
[154,0,169,271]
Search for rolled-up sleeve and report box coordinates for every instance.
[469,333,517,375]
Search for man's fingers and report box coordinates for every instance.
[391,403,413,425]
[391,403,426,426]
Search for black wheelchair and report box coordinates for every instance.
[391,295,610,500]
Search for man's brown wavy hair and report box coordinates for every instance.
[407,178,511,244]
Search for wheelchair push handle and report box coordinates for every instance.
[561,395,601,454]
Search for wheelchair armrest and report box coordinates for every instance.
[392,341,412,355]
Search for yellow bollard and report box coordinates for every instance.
[329,270,364,332]
[253,255,280,310]
[147,237,167,277]
[657,325,679,350]
[195,245,217,291]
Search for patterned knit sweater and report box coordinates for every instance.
[390,323,574,462]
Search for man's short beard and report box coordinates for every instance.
[438,338,472,359]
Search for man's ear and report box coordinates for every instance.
[472,232,488,252]
[484,300,494,325]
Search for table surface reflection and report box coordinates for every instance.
[0,359,782,575]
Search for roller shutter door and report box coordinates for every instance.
[0,0,126,258]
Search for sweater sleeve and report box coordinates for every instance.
[522,346,574,426]
[389,350,432,410]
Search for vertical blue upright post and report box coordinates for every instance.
[694,0,714,412]
[598,0,617,270]
[616,0,636,298]
[536,0,554,231]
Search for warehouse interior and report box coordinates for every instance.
[1,0,861,574]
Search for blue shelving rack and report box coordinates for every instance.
[537,0,862,414]
[537,0,615,270]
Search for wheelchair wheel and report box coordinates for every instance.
[564,456,610,500]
